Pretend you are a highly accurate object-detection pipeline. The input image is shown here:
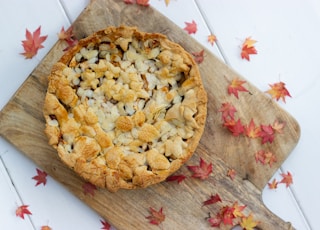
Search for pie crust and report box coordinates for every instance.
[43,25,207,192]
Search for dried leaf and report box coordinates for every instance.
[32,168,48,186]
[241,37,257,61]
[220,206,236,225]
[184,20,197,34]
[280,171,293,187]
[259,124,275,144]
[227,169,236,180]
[228,78,249,99]
[223,118,245,136]
[20,26,48,59]
[245,118,261,138]
[266,81,291,103]
[192,49,204,64]
[207,214,222,227]
[219,102,237,122]
[166,174,187,184]
[100,219,112,230]
[146,207,165,226]
[203,193,222,206]
[208,34,217,46]
[264,151,277,167]
[255,150,266,165]
[41,226,52,230]
[272,120,286,133]
[83,182,97,196]
[136,0,150,6]
[187,158,213,180]
[232,201,246,218]
[268,178,279,189]
[240,213,259,230]
[16,205,32,219]
[164,0,170,6]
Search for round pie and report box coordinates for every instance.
[43,25,207,192]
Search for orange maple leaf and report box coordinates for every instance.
[232,201,246,218]
[245,118,261,138]
[241,37,257,61]
[268,178,279,189]
[41,225,52,230]
[184,20,197,34]
[21,26,48,59]
[264,151,277,167]
[208,34,217,46]
[16,205,32,219]
[266,81,291,103]
[240,213,259,230]
[228,78,249,98]
[280,171,293,187]
[227,169,236,180]
[164,0,170,6]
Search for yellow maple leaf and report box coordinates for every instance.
[243,37,257,48]
[240,213,259,230]
[165,0,170,6]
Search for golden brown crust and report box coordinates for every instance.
[43,25,207,192]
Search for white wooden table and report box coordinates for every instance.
[0,0,318,229]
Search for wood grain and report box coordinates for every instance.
[0,0,299,229]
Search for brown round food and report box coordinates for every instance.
[43,25,207,192]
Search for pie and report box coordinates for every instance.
[43,25,207,192]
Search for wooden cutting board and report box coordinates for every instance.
[0,0,300,229]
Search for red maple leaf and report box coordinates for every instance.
[241,37,257,61]
[58,26,78,51]
[124,0,149,6]
[228,78,249,99]
[184,20,197,34]
[166,174,187,184]
[220,206,236,225]
[259,124,275,144]
[146,207,165,226]
[100,219,112,230]
[21,26,48,59]
[203,193,222,206]
[187,158,213,180]
[245,118,261,138]
[224,118,245,136]
[192,49,205,64]
[32,168,48,186]
[255,150,266,165]
[83,182,97,196]
[16,205,32,219]
[280,171,293,187]
[208,214,222,227]
[266,81,291,103]
[219,102,237,122]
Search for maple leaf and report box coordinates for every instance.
[124,0,135,4]
[280,171,293,187]
[255,150,266,165]
[220,206,235,225]
[21,26,48,59]
[100,219,111,230]
[264,151,277,167]
[192,49,205,64]
[164,0,170,6]
[207,214,222,227]
[83,182,97,196]
[184,20,197,34]
[58,26,78,51]
[227,169,236,180]
[240,213,259,230]
[245,118,261,138]
[268,178,279,189]
[232,201,246,218]
[187,158,213,180]
[266,81,291,103]
[241,37,257,61]
[208,34,217,46]
[272,120,286,133]
[259,124,275,144]
[136,0,150,6]
[202,193,222,206]
[32,168,48,186]
[219,102,237,122]
[41,225,52,230]
[166,174,187,184]
[16,205,32,219]
[224,118,245,136]
[146,207,165,226]
[228,78,249,99]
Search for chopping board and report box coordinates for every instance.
[0,0,300,229]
